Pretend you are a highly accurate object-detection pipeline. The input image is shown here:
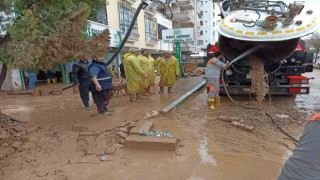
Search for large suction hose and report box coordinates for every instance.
[105,1,147,66]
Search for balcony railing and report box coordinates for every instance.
[173,0,195,10]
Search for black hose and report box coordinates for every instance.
[221,68,299,143]
[105,1,147,66]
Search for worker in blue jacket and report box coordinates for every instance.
[89,56,113,116]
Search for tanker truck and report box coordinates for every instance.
[211,0,319,95]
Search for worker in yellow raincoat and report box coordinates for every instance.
[157,51,179,93]
[138,50,156,95]
[123,48,148,102]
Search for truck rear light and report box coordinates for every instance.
[287,76,309,84]
[289,88,308,93]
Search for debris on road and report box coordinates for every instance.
[218,116,243,122]
[144,111,160,119]
[230,121,254,132]
[125,135,177,151]
[129,120,154,135]
[100,155,108,161]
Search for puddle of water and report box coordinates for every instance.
[2,105,32,113]
[187,177,205,180]
[198,136,217,166]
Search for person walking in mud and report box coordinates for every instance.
[205,51,229,110]
[278,113,320,180]
[89,56,113,116]
[72,56,93,110]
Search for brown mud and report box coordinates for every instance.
[250,55,269,105]
[0,71,319,179]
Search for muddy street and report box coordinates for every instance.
[0,70,319,180]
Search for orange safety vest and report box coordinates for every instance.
[308,113,320,122]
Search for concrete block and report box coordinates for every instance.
[129,120,154,135]
[51,88,62,95]
[39,89,51,96]
[115,131,128,139]
[125,135,177,151]
[119,127,129,133]
[11,141,22,149]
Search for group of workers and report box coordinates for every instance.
[71,48,227,114]
[122,48,179,102]
[72,48,179,115]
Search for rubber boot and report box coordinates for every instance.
[130,93,137,102]
[47,79,51,84]
[215,96,221,106]
[159,87,164,93]
[52,78,56,84]
[207,98,215,110]
[168,87,173,93]
[137,93,146,100]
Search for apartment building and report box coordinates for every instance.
[106,0,173,59]
[198,0,216,50]
[157,0,201,61]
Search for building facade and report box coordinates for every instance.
[106,0,173,58]
[198,0,216,50]
[169,0,201,56]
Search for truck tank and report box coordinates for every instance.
[215,0,319,74]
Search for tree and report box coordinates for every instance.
[309,32,320,61]
[0,0,109,89]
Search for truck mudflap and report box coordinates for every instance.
[219,85,310,95]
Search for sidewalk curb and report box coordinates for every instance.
[161,80,206,113]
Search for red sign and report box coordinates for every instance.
[208,45,219,54]
[295,43,304,52]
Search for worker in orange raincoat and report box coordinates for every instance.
[157,51,179,93]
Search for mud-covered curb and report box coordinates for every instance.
[161,80,206,113]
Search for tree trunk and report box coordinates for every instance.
[0,63,8,90]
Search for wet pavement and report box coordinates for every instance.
[0,76,203,130]
[0,69,320,180]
